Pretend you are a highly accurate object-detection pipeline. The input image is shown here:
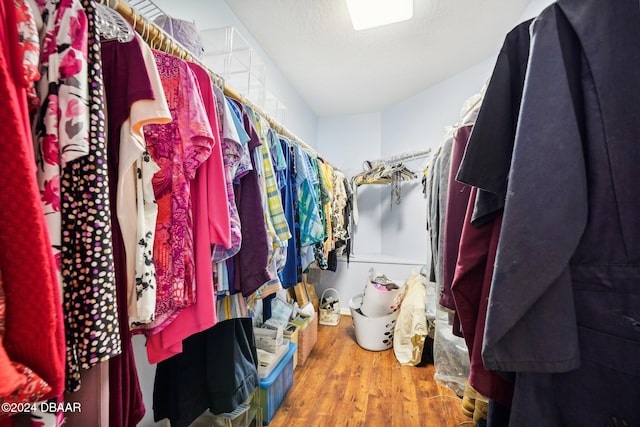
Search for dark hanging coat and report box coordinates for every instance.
[481,1,640,425]
[153,318,259,427]
[451,18,533,410]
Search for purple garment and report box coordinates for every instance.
[440,125,473,310]
[230,101,271,296]
[101,37,154,427]
[451,188,512,407]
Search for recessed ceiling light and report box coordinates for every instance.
[346,0,414,31]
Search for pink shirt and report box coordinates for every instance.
[137,51,213,335]
[145,62,229,363]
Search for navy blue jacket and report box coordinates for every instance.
[481,1,640,425]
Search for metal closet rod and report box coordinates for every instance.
[104,0,322,159]
[367,148,432,167]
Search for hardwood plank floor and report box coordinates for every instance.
[267,315,472,427]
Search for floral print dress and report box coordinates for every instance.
[119,34,171,328]
[136,51,213,334]
[33,0,89,275]
[33,0,121,392]
[14,0,40,110]
[0,272,52,411]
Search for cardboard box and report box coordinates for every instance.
[306,283,319,312]
[292,282,310,306]
[297,313,317,366]
[283,323,299,369]
[254,326,284,353]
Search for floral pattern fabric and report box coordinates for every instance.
[33,0,90,275]
[0,365,51,414]
[0,274,52,411]
[131,150,161,326]
[59,0,121,392]
[319,160,335,256]
[118,35,171,328]
[332,170,349,244]
[137,51,213,334]
[14,0,40,110]
[211,87,242,263]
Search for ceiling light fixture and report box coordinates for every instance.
[346,0,414,31]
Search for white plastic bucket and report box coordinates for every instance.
[349,294,399,351]
[360,280,404,317]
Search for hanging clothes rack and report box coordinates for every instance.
[352,148,430,206]
[104,0,323,159]
[364,148,432,169]
[104,0,225,88]
[355,148,431,185]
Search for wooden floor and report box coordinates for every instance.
[268,315,472,427]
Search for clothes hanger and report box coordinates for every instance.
[138,17,145,42]
[163,35,170,54]
[150,31,159,49]
[171,40,179,58]
[94,0,134,43]
[142,20,150,47]
[145,23,153,47]
[132,12,138,35]
[157,33,165,50]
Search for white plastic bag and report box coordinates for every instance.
[393,273,428,365]
[361,269,404,317]
[432,302,470,397]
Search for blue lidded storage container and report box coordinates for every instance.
[257,341,297,425]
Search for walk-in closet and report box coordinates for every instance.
[1,0,639,426]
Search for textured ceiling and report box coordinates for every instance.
[149,0,531,117]
[223,0,530,116]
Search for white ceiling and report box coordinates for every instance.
[150,0,531,117]
[223,0,530,116]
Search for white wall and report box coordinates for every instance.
[315,61,494,311]
[520,0,555,20]
[316,0,556,305]
[372,0,555,263]
[151,0,318,148]
[317,0,555,266]
[132,335,163,427]
[378,59,495,262]
[318,112,383,255]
